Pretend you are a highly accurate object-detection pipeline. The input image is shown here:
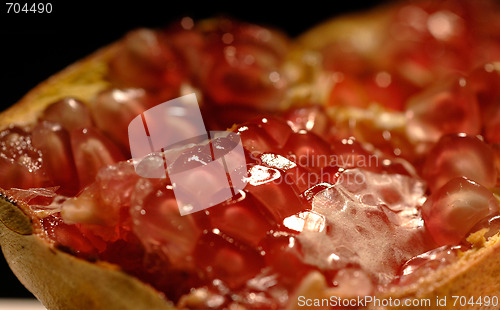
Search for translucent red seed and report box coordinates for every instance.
[422,177,500,246]
[40,98,93,132]
[0,126,46,189]
[406,76,481,143]
[31,121,79,195]
[422,133,497,192]
[70,127,126,189]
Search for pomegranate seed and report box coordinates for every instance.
[397,245,462,286]
[246,165,309,222]
[131,179,202,267]
[41,213,110,257]
[468,64,500,111]
[422,177,500,246]
[195,232,264,289]
[31,122,79,195]
[163,20,205,77]
[406,76,481,143]
[40,98,93,132]
[283,131,333,173]
[235,123,277,154]
[468,64,500,143]
[284,105,330,137]
[0,126,46,189]
[364,71,418,111]
[269,154,313,193]
[247,116,293,149]
[109,28,185,95]
[422,133,497,192]
[201,43,286,110]
[208,193,274,247]
[70,127,126,189]
[92,88,153,152]
[61,161,140,230]
[260,232,312,286]
[329,268,374,297]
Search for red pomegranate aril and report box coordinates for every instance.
[61,161,140,230]
[397,245,462,286]
[163,19,206,77]
[329,267,374,297]
[92,88,153,151]
[422,133,497,192]
[260,232,312,286]
[195,232,264,289]
[0,126,46,189]
[235,123,277,154]
[468,64,500,143]
[40,98,93,132]
[202,43,287,110]
[364,71,418,111]
[284,105,330,137]
[208,194,273,247]
[283,131,333,172]
[405,76,481,143]
[31,122,79,195]
[468,63,500,111]
[70,127,126,189]
[108,28,186,94]
[257,153,312,193]
[422,177,500,246]
[229,21,289,58]
[247,116,293,148]
[168,143,213,174]
[131,180,202,267]
[41,214,101,257]
[246,165,309,222]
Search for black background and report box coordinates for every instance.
[1,0,385,299]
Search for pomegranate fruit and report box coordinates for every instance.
[1,1,500,310]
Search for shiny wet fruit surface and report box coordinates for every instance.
[1,1,500,309]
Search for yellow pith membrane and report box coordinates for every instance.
[1,1,500,309]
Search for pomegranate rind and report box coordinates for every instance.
[0,5,498,310]
[0,196,174,310]
[377,234,500,310]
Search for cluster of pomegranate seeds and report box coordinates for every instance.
[1,0,500,308]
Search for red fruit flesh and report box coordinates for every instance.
[91,88,153,152]
[70,127,126,189]
[40,98,93,132]
[31,122,79,195]
[422,133,497,192]
[2,4,500,308]
[0,126,46,189]
[108,28,186,96]
[422,177,500,246]
[405,76,481,143]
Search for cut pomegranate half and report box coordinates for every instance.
[1,1,500,309]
